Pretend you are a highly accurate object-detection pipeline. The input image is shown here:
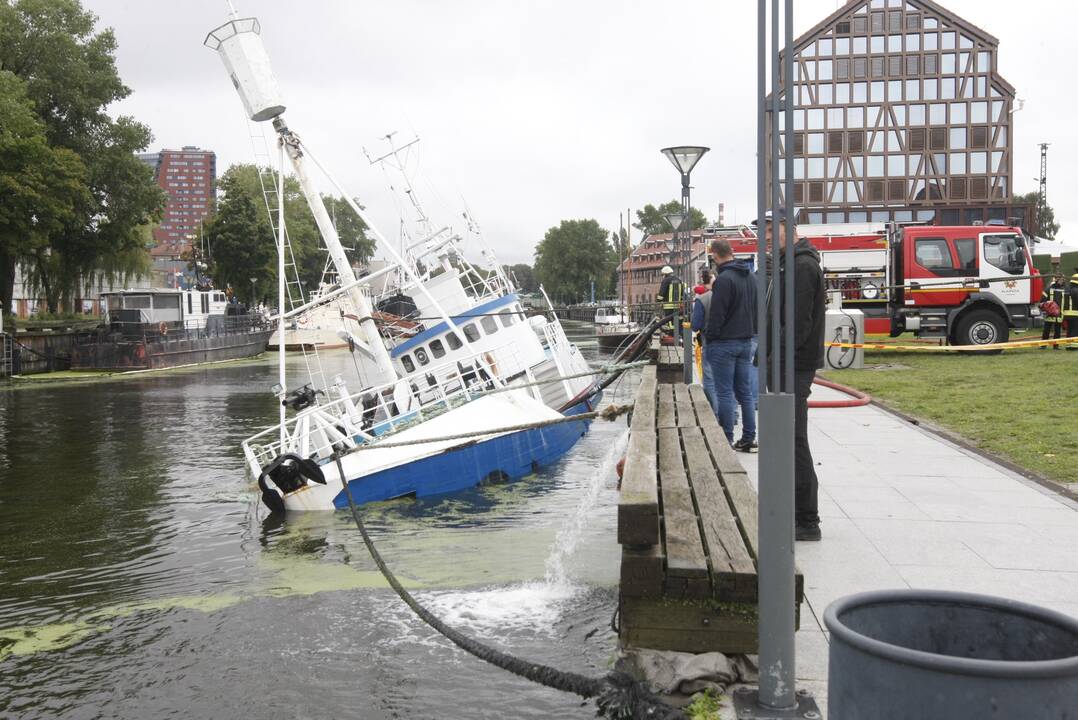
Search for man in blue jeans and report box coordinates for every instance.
[703,239,757,452]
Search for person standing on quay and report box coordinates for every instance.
[656,266,684,335]
[691,268,716,413]
[764,209,825,541]
[1040,274,1066,348]
[1064,273,1078,351]
[704,239,757,451]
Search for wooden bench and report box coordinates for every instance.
[618,366,804,654]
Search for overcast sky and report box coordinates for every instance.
[85,0,1075,265]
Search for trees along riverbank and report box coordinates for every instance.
[0,0,167,318]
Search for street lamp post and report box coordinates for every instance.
[661,145,709,283]
[663,211,686,275]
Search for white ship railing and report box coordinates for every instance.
[242,341,539,475]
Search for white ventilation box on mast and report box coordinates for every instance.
[203,17,285,122]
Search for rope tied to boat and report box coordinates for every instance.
[332,452,684,719]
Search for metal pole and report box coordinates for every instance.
[746,0,801,714]
[276,138,287,448]
[784,0,796,397]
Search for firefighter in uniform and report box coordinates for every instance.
[1065,273,1078,351]
[1040,274,1066,348]
[656,266,684,335]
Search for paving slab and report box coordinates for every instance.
[723,384,1078,717]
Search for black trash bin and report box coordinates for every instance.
[825,590,1078,720]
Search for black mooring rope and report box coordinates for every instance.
[332,452,684,719]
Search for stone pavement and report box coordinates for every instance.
[733,383,1078,718]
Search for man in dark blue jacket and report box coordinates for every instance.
[703,239,757,449]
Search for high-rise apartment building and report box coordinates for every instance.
[770,0,1034,229]
[143,146,217,259]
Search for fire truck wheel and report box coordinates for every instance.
[954,309,1007,351]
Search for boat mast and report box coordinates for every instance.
[276,139,287,444]
[204,16,397,386]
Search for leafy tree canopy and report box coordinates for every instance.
[204,164,376,305]
[633,201,709,236]
[1014,191,1060,239]
[0,0,166,314]
[533,219,615,304]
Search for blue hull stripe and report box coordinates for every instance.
[331,393,600,508]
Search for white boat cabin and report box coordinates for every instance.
[103,288,231,327]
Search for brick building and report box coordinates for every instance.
[142,146,217,257]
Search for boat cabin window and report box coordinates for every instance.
[125,295,151,309]
[415,347,430,366]
[430,339,446,358]
[154,295,180,309]
[446,333,463,350]
[401,356,416,373]
[201,294,209,313]
[187,293,193,314]
[481,315,498,334]
[108,295,122,311]
[499,309,517,328]
[463,323,480,343]
[215,293,226,302]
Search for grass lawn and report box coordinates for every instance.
[823,342,1078,484]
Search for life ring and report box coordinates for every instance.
[298,315,309,327]
[158,321,168,336]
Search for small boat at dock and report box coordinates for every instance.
[71,287,271,371]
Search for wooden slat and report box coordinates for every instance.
[618,367,659,546]
[687,384,804,602]
[620,597,761,655]
[687,384,744,476]
[656,383,676,428]
[673,383,694,428]
[682,427,759,602]
[620,545,663,598]
[658,428,708,579]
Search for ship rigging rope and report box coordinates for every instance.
[332,451,684,719]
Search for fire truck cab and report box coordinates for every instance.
[887,225,1042,345]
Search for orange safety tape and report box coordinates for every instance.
[826,336,1078,351]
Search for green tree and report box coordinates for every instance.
[504,263,537,293]
[205,164,375,303]
[1014,191,1060,239]
[533,219,615,304]
[0,70,91,318]
[0,0,166,313]
[633,201,709,236]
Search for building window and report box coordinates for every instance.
[871,56,885,77]
[906,13,921,29]
[847,130,864,152]
[853,15,868,33]
[924,53,938,74]
[950,177,967,199]
[970,126,988,149]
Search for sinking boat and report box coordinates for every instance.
[206,12,604,512]
[593,306,642,351]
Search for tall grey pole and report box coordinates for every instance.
[739,0,809,716]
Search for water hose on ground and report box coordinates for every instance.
[332,451,684,719]
[810,376,871,408]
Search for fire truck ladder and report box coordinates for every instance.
[247,117,330,393]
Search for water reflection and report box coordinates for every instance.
[0,322,635,719]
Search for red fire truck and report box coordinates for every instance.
[720,222,1043,346]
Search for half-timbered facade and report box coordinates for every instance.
[769,0,1030,228]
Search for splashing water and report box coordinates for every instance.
[543,427,629,592]
[420,427,630,639]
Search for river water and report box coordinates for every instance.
[0,322,639,719]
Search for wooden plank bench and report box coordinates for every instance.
[618,366,804,654]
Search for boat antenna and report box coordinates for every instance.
[226,0,239,19]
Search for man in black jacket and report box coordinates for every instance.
[764,210,825,541]
[704,239,757,449]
